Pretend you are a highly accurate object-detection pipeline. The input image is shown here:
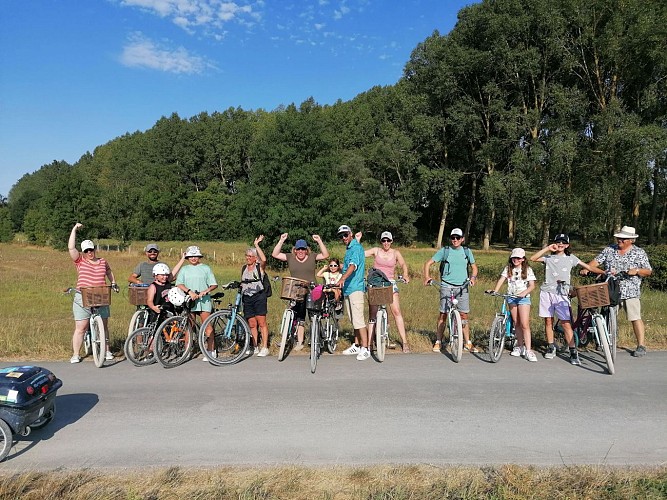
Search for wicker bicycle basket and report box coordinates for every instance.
[80,286,112,308]
[575,283,610,309]
[129,286,149,306]
[280,277,309,301]
[367,285,393,306]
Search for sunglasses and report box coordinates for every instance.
[555,241,568,245]
[381,238,392,243]
[339,233,350,239]
[616,238,628,242]
[450,236,462,240]
[83,249,95,253]
[147,250,158,254]
[329,264,339,268]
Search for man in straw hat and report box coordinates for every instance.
[583,225,652,357]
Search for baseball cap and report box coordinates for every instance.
[337,225,352,235]
[553,233,569,243]
[81,240,95,252]
[450,228,463,237]
[294,239,308,250]
[145,243,160,252]
[380,231,393,241]
[510,248,526,259]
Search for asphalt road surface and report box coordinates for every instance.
[2,349,666,470]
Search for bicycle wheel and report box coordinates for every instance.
[0,418,12,462]
[90,315,106,368]
[127,309,149,338]
[124,327,156,366]
[154,317,193,368]
[199,310,250,365]
[310,316,320,373]
[325,316,339,354]
[449,310,463,363]
[375,309,388,362]
[278,309,295,362]
[488,315,506,363]
[594,315,614,375]
[606,306,618,363]
[82,330,92,356]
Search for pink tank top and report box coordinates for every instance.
[373,250,397,280]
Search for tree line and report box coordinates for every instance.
[2,0,666,251]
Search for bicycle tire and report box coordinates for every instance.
[124,327,156,366]
[594,315,614,375]
[375,309,388,362]
[127,309,149,338]
[278,309,295,362]
[82,330,92,356]
[310,316,320,373]
[0,418,12,462]
[449,310,463,363]
[154,316,193,368]
[198,309,250,365]
[90,315,106,368]
[488,315,505,363]
[606,306,618,363]
[325,316,339,354]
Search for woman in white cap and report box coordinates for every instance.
[67,222,118,363]
[488,248,537,361]
[176,245,218,359]
[356,231,411,352]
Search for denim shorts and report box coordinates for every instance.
[507,296,531,306]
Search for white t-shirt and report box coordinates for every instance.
[501,265,536,296]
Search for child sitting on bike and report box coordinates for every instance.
[316,258,343,313]
[146,263,179,327]
[530,234,604,365]
[487,248,537,362]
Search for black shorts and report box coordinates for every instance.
[292,299,307,322]
[243,292,268,319]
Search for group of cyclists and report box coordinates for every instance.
[67,222,653,365]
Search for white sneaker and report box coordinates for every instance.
[343,344,360,355]
[510,346,522,357]
[253,346,260,355]
[525,350,537,362]
[105,351,114,361]
[202,351,216,361]
[70,355,81,364]
[257,347,270,357]
[356,347,370,361]
[293,342,304,352]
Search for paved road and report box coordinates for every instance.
[2,349,666,469]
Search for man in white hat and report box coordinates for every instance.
[584,226,652,357]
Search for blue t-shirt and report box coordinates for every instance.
[342,239,365,296]
[431,246,475,286]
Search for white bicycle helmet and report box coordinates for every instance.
[152,263,171,276]
[167,287,187,306]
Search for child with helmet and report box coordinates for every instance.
[146,254,186,326]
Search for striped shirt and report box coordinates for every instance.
[75,256,110,289]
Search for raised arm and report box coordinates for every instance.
[271,233,289,262]
[530,244,554,263]
[312,234,329,260]
[255,235,267,271]
[68,223,83,262]
[169,252,187,281]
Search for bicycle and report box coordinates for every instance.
[368,276,406,362]
[65,285,118,367]
[152,289,199,368]
[484,291,518,362]
[307,284,340,374]
[277,277,310,362]
[124,304,176,367]
[197,282,251,365]
[127,284,151,337]
[427,278,471,363]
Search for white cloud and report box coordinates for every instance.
[119,33,214,74]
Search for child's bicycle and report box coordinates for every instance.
[427,278,471,363]
[152,290,200,368]
[484,290,518,362]
[307,283,340,374]
[124,305,175,367]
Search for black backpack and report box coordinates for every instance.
[439,246,473,279]
[241,263,272,297]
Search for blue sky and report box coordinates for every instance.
[0,0,475,197]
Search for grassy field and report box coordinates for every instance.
[0,240,665,361]
[0,464,666,499]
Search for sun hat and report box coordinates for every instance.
[450,228,463,237]
[294,239,309,250]
[337,225,352,235]
[613,226,638,239]
[510,248,526,259]
[145,243,160,252]
[553,233,569,243]
[380,231,393,241]
[184,245,203,257]
[81,240,95,252]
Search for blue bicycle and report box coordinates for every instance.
[484,290,518,362]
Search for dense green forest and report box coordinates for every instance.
[2,0,666,249]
